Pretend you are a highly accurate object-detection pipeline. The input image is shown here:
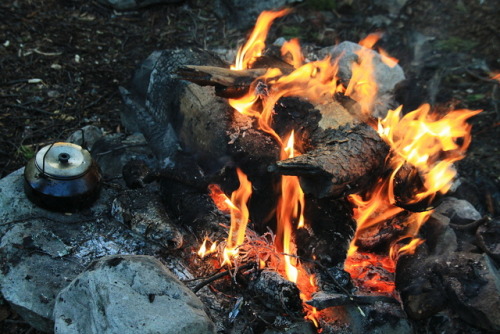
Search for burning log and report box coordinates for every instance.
[175,65,267,99]
[173,48,391,200]
[177,62,391,198]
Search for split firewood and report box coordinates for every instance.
[175,65,268,88]
[175,59,294,98]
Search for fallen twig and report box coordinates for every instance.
[449,216,490,231]
[193,262,255,293]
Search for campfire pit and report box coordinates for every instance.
[0,6,498,334]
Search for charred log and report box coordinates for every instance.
[159,153,228,236]
[353,211,411,253]
[296,196,356,266]
[307,291,398,310]
[121,48,230,168]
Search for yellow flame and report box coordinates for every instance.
[198,238,218,258]
[281,38,304,68]
[345,104,481,292]
[223,168,253,265]
[231,9,292,70]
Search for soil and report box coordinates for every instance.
[0,0,498,333]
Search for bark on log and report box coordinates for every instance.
[273,122,389,198]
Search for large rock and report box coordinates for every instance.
[53,255,215,334]
[318,41,405,118]
[397,249,500,331]
[434,196,482,225]
[0,167,168,331]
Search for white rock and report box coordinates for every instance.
[54,255,215,334]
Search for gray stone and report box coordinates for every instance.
[91,132,158,178]
[441,253,500,331]
[318,41,405,118]
[374,0,408,16]
[66,125,103,150]
[434,196,482,225]
[53,255,215,334]
[0,169,160,332]
[97,0,183,11]
[420,212,458,256]
[213,0,301,30]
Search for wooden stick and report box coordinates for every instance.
[175,65,268,87]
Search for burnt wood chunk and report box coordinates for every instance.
[248,270,303,316]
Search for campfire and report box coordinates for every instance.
[167,8,484,332]
[1,6,497,334]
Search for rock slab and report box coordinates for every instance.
[54,255,215,334]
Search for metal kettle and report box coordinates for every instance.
[24,142,102,212]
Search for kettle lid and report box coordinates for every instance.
[35,142,92,179]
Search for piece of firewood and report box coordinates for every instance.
[307,291,399,310]
[175,65,268,88]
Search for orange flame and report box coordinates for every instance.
[358,32,382,49]
[208,184,237,214]
[223,168,253,265]
[379,104,481,203]
[275,131,306,283]
[491,72,500,82]
[231,8,292,70]
[345,104,481,292]
[281,38,304,68]
[198,238,218,258]
[344,43,377,115]
[215,8,480,328]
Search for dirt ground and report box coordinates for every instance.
[0,0,499,333]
